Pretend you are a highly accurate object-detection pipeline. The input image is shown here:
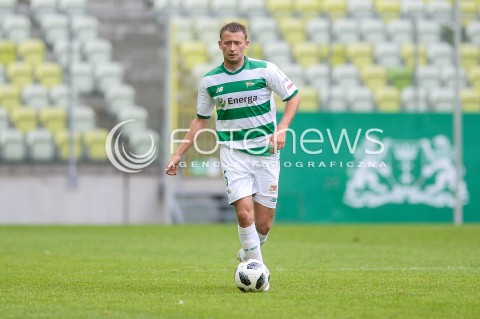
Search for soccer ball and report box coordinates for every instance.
[234,259,270,292]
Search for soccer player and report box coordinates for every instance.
[166,22,301,266]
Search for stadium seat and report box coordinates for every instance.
[40,14,69,46]
[326,43,346,66]
[428,88,455,112]
[250,18,279,43]
[416,19,441,44]
[387,68,413,91]
[7,62,33,90]
[53,39,82,67]
[294,0,320,17]
[209,0,237,16]
[39,107,67,133]
[239,0,267,17]
[460,89,480,113]
[17,39,46,67]
[332,64,360,88]
[460,43,479,69]
[440,65,467,89]
[49,84,71,108]
[427,0,452,25]
[387,19,413,44]
[467,67,480,90]
[0,40,15,66]
[71,15,99,43]
[416,65,441,90]
[26,128,55,161]
[58,0,87,16]
[0,0,14,19]
[401,86,428,112]
[10,106,37,133]
[401,43,427,69]
[348,86,375,112]
[296,86,319,111]
[281,63,305,87]
[127,129,160,157]
[427,42,453,66]
[0,106,8,130]
[105,84,136,116]
[360,65,387,91]
[178,42,208,72]
[262,41,292,65]
[278,18,306,45]
[2,15,31,42]
[332,19,359,44]
[0,64,4,84]
[116,106,148,137]
[0,84,20,113]
[375,0,400,21]
[400,0,425,19]
[346,43,373,69]
[292,42,319,68]
[83,128,108,161]
[266,0,293,16]
[324,0,347,20]
[31,0,58,24]
[306,19,330,44]
[70,62,94,93]
[54,130,82,160]
[374,42,402,68]
[72,105,95,133]
[305,64,330,92]
[245,43,263,60]
[0,128,26,161]
[35,62,62,89]
[466,21,480,45]
[360,19,386,43]
[348,0,374,19]
[193,17,220,44]
[374,86,400,112]
[170,17,194,43]
[83,38,113,65]
[323,86,348,111]
[94,62,124,93]
[460,0,478,26]
[181,0,210,15]
[22,84,49,109]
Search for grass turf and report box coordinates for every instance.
[0,224,479,319]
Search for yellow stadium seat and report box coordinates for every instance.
[374,86,401,112]
[467,67,480,90]
[277,18,306,45]
[461,89,480,113]
[460,1,478,26]
[292,42,319,68]
[10,106,37,133]
[178,42,208,72]
[375,0,400,22]
[346,43,373,69]
[83,128,108,161]
[7,62,33,91]
[0,85,20,113]
[294,0,320,17]
[35,63,62,89]
[266,0,293,16]
[39,107,67,133]
[297,86,319,111]
[319,44,346,65]
[17,39,46,67]
[401,43,427,70]
[460,44,479,70]
[246,43,263,60]
[360,65,387,91]
[0,40,16,67]
[54,130,82,160]
[324,0,347,19]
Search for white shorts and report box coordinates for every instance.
[220,146,280,209]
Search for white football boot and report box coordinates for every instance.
[236,248,247,262]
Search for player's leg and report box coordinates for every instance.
[254,201,275,245]
[234,196,263,262]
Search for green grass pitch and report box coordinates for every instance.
[1,224,479,319]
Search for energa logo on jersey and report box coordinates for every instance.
[215,97,226,109]
[343,135,469,208]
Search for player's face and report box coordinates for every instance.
[219,31,249,69]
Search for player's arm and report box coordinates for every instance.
[166,116,210,176]
[271,93,301,153]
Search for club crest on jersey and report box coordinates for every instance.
[245,81,254,87]
[215,97,226,109]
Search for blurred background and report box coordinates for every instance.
[0,0,478,225]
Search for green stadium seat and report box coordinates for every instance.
[0,84,20,113]
[54,130,82,160]
[7,62,33,91]
[22,84,49,109]
[0,40,15,66]
[10,106,37,133]
[375,87,401,113]
[460,89,480,113]
[387,68,413,91]
[17,38,46,67]
[2,15,31,42]
[83,128,108,161]
[0,128,25,161]
[35,62,63,89]
[39,107,67,133]
[26,128,55,161]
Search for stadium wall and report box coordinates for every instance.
[0,174,163,224]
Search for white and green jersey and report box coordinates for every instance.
[197,57,298,155]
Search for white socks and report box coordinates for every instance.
[238,223,263,262]
[258,231,268,246]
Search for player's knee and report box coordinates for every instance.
[256,222,271,236]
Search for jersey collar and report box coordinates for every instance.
[222,56,248,75]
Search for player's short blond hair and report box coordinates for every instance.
[219,22,248,40]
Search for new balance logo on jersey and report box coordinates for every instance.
[216,87,224,94]
[228,96,258,105]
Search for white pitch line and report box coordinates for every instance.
[314,267,480,271]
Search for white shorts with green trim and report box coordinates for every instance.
[220,146,280,209]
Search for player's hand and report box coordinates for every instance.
[165,155,181,176]
[269,128,286,154]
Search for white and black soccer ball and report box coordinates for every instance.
[234,259,270,292]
